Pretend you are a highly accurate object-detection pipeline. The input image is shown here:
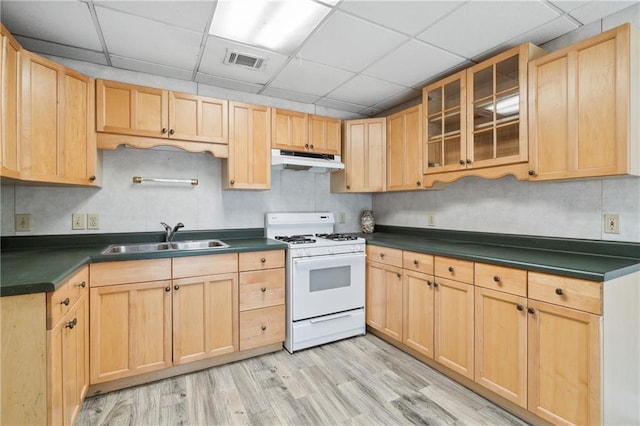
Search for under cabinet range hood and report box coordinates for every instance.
[271,149,344,173]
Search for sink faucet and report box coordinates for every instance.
[161,222,184,242]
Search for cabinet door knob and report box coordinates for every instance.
[61,297,70,306]
[396,273,401,278]
[527,307,535,314]
[261,287,267,292]
[427,280,432,286]
[230,180,235,185]
[310,144,314,149]
[555,288,564,295]
[174,285,180,291]
[79,281,87,288]
[448,266,454,272]
[66,318,78,329]
[169,129,175,135]
[89,175,96,181]
[459,160,465,165]
[261,325,267,331]
[261,258,266,263]
[305,144,309,148]
[413,260,419,266]
[165,287,171,292]
[346,185,350,190]
[433,282,439,288]
[380,253,385,258]
[528,170,536,176]
[516,304,524,311]
[493,276,500,282]
[162,128,168,134]
[466,159,472,164]
[416,181,421,186]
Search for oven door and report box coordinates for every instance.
[291,252,365,321]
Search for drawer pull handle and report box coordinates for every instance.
[493,276,500,282]
[380,253,385,258]
[261,287,267,292]
[261,325,267,331]
[448,266,454,272]
[79,281,87,288]
[261,258,266,263]
[527,307,536,315]
[61,298,70,306]
[165,287,171,292]
[555,288,564,295]
[427,280,432,286]
[65,318,78,329]
[516,304,524,311]
[413,260,419,266]
[174,285,180,291]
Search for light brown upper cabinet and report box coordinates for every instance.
[1,24,21,180]
[272,109,341,155]
[20,51,98,186]
[224,102,271,190]
[96,79,228,157]
[331,118,386,192]
[308,114,341,155]
[423,43,545,188]
[529,24,639,181]
[387,104,423,191]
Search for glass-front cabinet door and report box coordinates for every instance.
[423,71,466,174]
[466,45,529,168]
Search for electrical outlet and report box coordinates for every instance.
[15,214,31,232]
[604,214,620,234]
[339,212,346,224]
[87,213,100,230]
[427,213,436,227]
[72,213,86,230]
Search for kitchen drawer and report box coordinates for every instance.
[403,251,434,274]
[240,305,285,350]
[239,250,284,272]
[240,268,285,311]
[435,256,474,284]
[366,245,403,268]
[528,272,602,315]
[172,253,238,278]
[47,266,89,329]
[90,259,171,287]
[475,263,526,297]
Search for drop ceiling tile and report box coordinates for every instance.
[417,1,561,58]
[550,1,591,13]
[602,2,640,30]
[269,59,354,96]
[95,6,202,70]
[315,98,368,113]
[111,56,193,81]
[339,0,464,35]
[199,36,288,84]
[1,1,102,51]
[358,107,383,116]
[371,88,421,111]
[327,74,408,106]
[568,1,637,24]
[15,36,108,66]
[363,39,465,87]
[298,11,409,72]
[261,87,322,104]
[505,16,580,47]
[195,73,263,94]
[93,1,215,32]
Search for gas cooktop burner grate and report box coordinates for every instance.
[316,233,359,241]
[275,235,316,244]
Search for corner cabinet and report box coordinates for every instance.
[387,104,423,191]
[224,102,271,190]
[19,51,98,186]
[96,79,228,157]
[528,23,639,181]
[1,23,21,180]
[331,118,386,192]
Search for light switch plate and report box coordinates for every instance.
[15,214,31,232]
[72,213,85,230]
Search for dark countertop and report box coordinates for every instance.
[362,231,640,282]
[1,236,287,297]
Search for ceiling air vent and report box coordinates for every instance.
[224,50,265,70]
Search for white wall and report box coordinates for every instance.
[0,147,371,236]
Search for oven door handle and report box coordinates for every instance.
[292,252,365,266]
[310,311,357,324]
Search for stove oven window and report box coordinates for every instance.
[309,266,351,292]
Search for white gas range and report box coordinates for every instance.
[265,212,366,353]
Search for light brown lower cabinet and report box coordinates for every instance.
[402,269,435,358]
[366,259,403,342]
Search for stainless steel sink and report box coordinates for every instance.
[101,239,229,255]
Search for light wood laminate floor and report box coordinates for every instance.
[77,334,528,425]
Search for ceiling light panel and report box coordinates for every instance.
[209,0,331,54]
